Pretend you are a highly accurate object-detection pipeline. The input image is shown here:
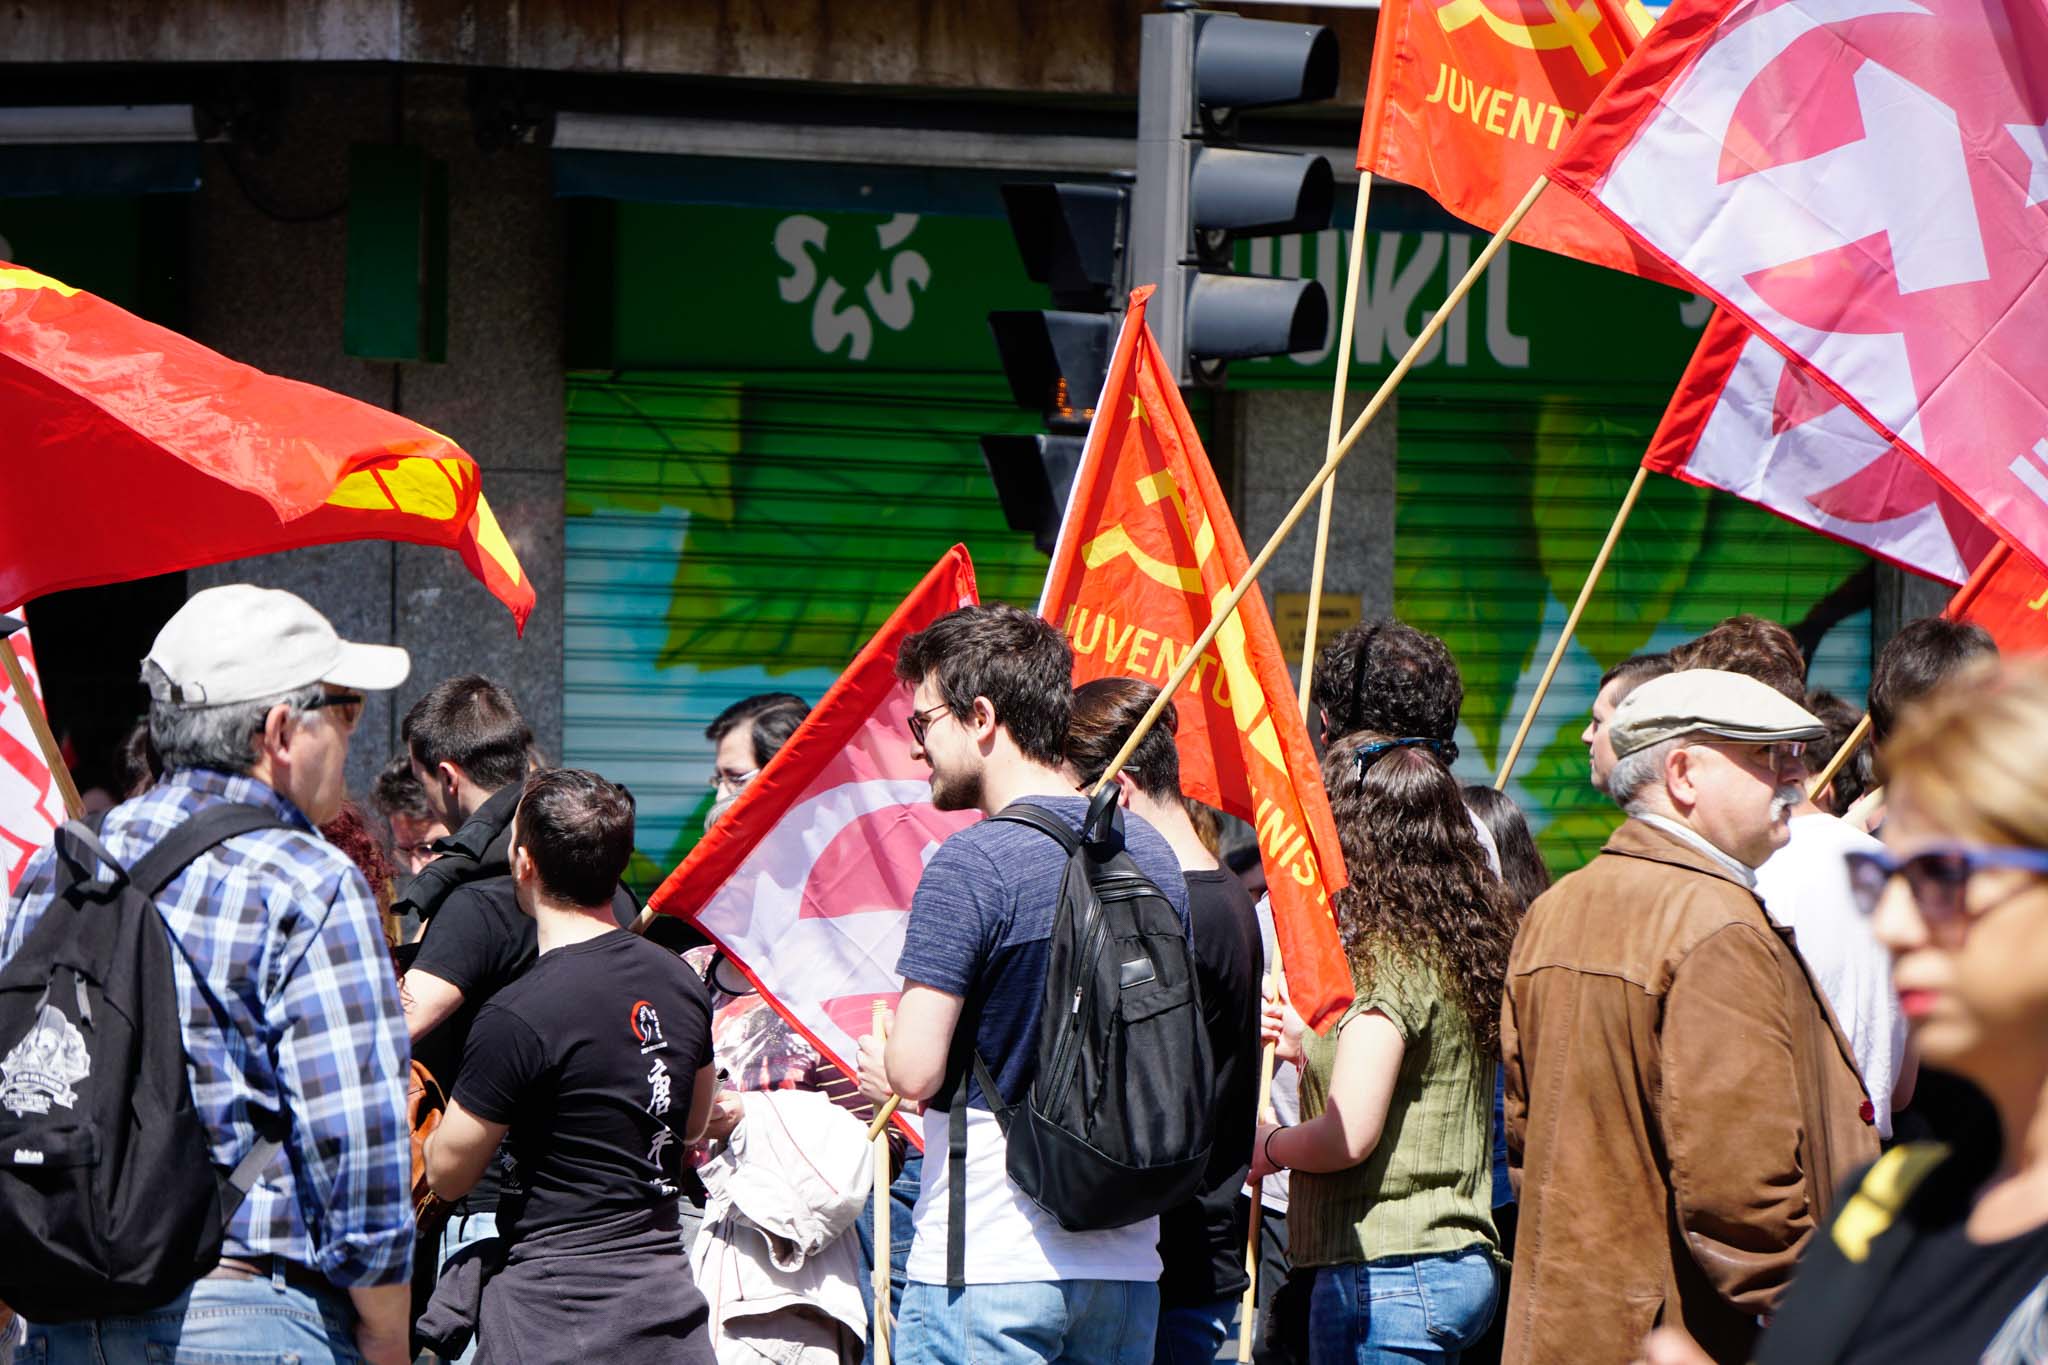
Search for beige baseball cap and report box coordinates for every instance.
[144,584,411,707]
[1608,668,1826,760]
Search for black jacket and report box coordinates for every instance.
[393,783,521,925]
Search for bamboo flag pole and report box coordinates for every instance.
[871,1002,893,1365]
[1804,539,2012,802]
[1491,464,1650,791]
[1089,176,1552,801]
[1294,174,1375,723]
[1238,972,1282,1363]
[0,618,84,821]
[1239,175,1376,1365]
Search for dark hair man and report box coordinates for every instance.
[1867,616,1998,746]
[397,676,644,1343]
[1668,614,1807,702]
[1582,653,1673,795]
[1802,691,1873,817]
[396,674,533,926]
[1504,671,1877,1364]
[853,604,1189,1363]
[371,751,448,882]
[1312,620,1463,756]
[4,585,415,1364]
[426,770,715,1360]
[1066,678,1261,1365]
[703,692,809,828]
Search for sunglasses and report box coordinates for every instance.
[1352,736,1451,774]
[300,692,365,728]
[1844,844,2048,932]
[907,703,950,748]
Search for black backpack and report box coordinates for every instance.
[945,790,1214,1286]
[0,804,290,1322]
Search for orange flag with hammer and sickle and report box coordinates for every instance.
[0,262,534,629]
[1039,286,1353,1033]
[1359,0,1686,287]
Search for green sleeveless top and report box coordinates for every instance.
[1290,952,1499,1268]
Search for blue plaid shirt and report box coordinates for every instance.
[1,768,414,1287]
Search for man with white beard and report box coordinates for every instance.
[1499,670,1879,1365]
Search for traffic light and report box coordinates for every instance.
[982,182,1129,552]
[1132,6,1337,386]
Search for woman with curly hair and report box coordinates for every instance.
[1253,732,1520,1364]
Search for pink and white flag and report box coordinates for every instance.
[1,613,63,894]
[1645,309,2003,585]
[1551,0,2048,574]
[646,546,981,1146]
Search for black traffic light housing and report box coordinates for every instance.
[982,180,1130,553]
[1132,7,1338,385]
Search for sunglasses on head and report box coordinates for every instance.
[1353,736,1451,774]
[1844,844,2048,932]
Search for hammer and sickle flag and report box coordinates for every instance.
[1359,0,1687,286]
[1039,287,1352,1033]
[0,263,533,630]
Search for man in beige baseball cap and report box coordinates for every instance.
[1498,668,1876,1365]
[143,583,410,828]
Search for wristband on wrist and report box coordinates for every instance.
[1263,1123,1288,1171]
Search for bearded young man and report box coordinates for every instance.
[854,605,1190,1365]
[1500,670,1878,1365]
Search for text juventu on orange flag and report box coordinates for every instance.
[1039,286,1354,1033]
[1358,0,1686,287]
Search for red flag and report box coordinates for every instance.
[1038,287,1353,1033]
[0,615,63,895]
[1548,0,2048,576]
[647,546,982,1144]
[1359,0,1688,284]
[0,263,533,630]
[1943,541,2048,653]
[1646,309,2002,585]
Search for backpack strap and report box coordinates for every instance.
[945,1050,1014,1290]
[128,802,295,899]
[989,801,1081,853]
[125,802,297,1218]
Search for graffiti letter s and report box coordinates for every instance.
[865,251,931,333]
[773,216,829,304]
[812,279,874,360]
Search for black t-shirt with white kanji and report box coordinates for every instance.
[452,928,713,1242]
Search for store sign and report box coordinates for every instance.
[593,200,1705,387]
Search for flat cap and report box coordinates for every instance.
[1609,668,1826,759]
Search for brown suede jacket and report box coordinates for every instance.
[1500,818,1879,1365]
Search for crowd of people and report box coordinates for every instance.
[2,580,2043,1365]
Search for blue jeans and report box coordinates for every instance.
[437,1208,500,1364]
[898,1279,1159,1365]
[15,1263,363,1364]
[1155,1298,1236,1364]
[854,1150,921,1361]
[1307,1250,1498,1365]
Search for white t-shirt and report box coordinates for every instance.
[906,1104,1162,1284]
[1754,812,1905,1138]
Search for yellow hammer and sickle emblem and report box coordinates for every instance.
[1431,0,1646,76]
[1078,471,1286,771]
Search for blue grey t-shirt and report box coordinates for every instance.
[896,794,1190,1111]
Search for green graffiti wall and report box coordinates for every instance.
[563,201,1876,889]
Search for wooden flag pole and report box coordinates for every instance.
[1802,539,2011,803]
[1295,174,1375,724]
[0,622,84,821]
[1239,177,1375,1365]
[871,1002,893,1365]
[1805,714,1871,803]
[1238,972,1282,1362]
[1090,176,1551,800]
[1492,463,1649,792]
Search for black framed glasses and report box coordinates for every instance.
[907,703,950,748]
[1845,844,2048,932]
[301,692,365,728]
